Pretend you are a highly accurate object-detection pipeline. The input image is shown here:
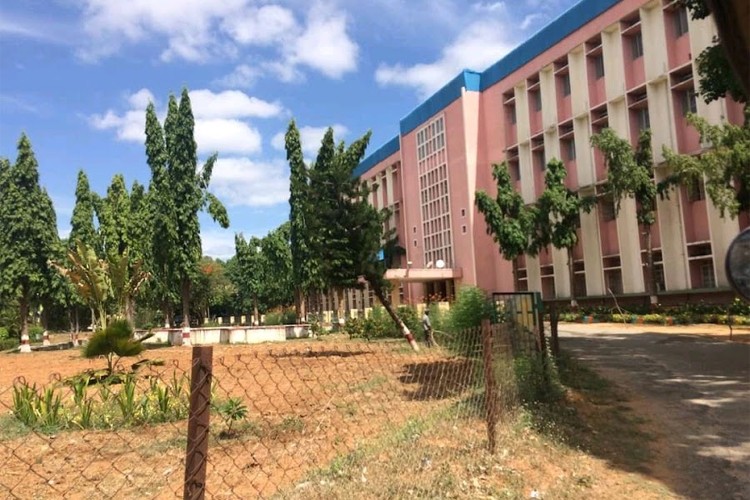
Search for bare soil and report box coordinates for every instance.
[0,337,687,498]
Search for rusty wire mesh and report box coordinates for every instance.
[0,324,539,499]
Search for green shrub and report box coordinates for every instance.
[448,287,492,332]
[0,338,19,351]
[264,311,283,325]
[343,317,365,338]
[0,326,8,340]
[514,355,562,405]
[427,303,448,333]
[396,306,420,337]
[559,313,579,323]
[363,307,397,339]
[28,325,45,341]
[641,314,664,324]
[84,320,152,375]
[281,309,297,325]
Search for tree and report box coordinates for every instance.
[476,162,534,290]
[529,159,595,308]
[192,257,235,323]
[153,89,229,343]
[68,170,100,330]
[98,174,131,260]
[234,234,264,324]
[592,129,659,304]
[260,223,294,310]
[145,102,178,327]
[663,109,750,220]
[51,241,110,330]
[683,0,747,105]
[69,170,99,254]
[305,127,420,351]
[285,120,320,321]
[0,134,60,349]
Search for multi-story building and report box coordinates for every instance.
[352,0,747,308]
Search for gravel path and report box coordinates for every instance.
[560,326,750,500]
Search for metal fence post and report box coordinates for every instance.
[184,346,213,500]
[481,319,497,454]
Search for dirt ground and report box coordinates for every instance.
[0,334,721,499]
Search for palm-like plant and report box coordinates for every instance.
[83,319,152,375]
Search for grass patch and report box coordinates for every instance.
[521,351,653,473]
[350,375,388,393]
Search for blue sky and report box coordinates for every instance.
[0,0,577,258]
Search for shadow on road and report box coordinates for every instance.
[560,331,750,500]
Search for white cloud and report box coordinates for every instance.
[214,64,259,88]
[190,89,283,120]
[222,5,297,46]
[210,157,289,207]
[90,88,280,155]
[201,228,239,259]
[270,124,349,156]
[75,0,358,81]
[196,119,262,155]
[285,3,358,79]
[375,14,516,98]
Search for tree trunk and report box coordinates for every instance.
[164,301,172,328]
[567,248,578,309]
[511,258,519,292]
[125,294,135,329]
[644,227,658,307]
[371,282,419,352]
[294,288,302,323]
[19,285,31,353]
[90,306,98,331]
[75,307,80,333]
[253,293,259,326]
[181,277,191,346]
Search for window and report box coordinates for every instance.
[508,106,517,125]
[681,90,697,116]
[636,107,650,131]
[564,139,576,161]
[461,208,466,217]
[510,161,521,180]
[593,55,605,79]
[687,177,706,202]
[631,32,644,59]
[701,262,716,288]
[601,197,616,221]
[606,270,623,294]
[654,264,665,291]
[532,91,542,111]
[534,150,546,171]
[561,73,571,96]
[674,7,689,37]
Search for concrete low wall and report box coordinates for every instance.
[140,325,310,346]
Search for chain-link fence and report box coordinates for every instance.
[0,321,544,498]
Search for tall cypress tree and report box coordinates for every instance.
[285,120,320,321]
[0,134,60,347]
[98,174,131,260]
[145,101,178,327]
[69,170,99,252]
[145,89,229,342]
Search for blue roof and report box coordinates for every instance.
[480,0,621,91]
[399,70,482,136]
[353,135,400,178]
[357,0,623,177]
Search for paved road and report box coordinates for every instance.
[560,327,750,500]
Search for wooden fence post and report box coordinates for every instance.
[184,346,213,500]
[481,319,498,454]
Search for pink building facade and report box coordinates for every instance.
[355,0,747,305]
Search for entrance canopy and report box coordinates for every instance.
[384,267,462,283]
